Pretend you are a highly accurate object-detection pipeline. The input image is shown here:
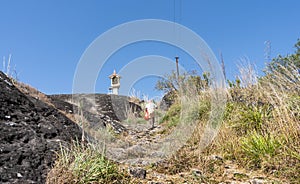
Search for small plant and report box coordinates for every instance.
[47,141,130,184]
[2,54,20,83]
[231,104,272,134]
[2,54,12,75]
[241,131,281,167]
[159,102,181,128]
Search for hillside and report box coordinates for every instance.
[0,56,299,183]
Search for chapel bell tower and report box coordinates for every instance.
[109,70,121,95]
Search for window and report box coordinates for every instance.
[112,77,118,84]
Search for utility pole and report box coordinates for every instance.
[175,56,181,91]
[175,56,179,81]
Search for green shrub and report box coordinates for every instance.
[47,141,130,184]
[223,102,235,120]
[231,104,272,134]
[167,116,180,128]
[160,102,181,127]
[196,99,211,120]
[241,131,281,167]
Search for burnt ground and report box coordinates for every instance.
[0,71,82,184]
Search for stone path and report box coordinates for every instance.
[106,120,168,165]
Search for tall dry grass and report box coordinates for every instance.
[210,62,299,181]
[155,61,299,182]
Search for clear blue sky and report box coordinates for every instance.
[0,0,299,98]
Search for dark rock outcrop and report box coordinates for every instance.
[0,72,82,183]
[159,91,176,111]
[48,94,142,134]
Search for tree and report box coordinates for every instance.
[266,39,300,74]
[155,71,179,93]
[155,70,209,93]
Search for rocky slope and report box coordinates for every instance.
[48,94,142,134]
[0,71,143,183]
[0,71,82,183]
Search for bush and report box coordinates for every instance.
[47,141,130,184]
[159,102,181,128]
[229,103,272,134]
[241,131,281,167]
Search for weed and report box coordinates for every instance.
[230,104,272,134]
[47,141,131,184]
[241,131,281,167]
[160,102,181,127]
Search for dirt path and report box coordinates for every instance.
[106,120,167,165]
[109,120,277,183]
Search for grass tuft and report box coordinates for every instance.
[46,141,131,184]
[241,131,282,167]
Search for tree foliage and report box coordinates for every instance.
[155,70,210,93]
[266,39,300,74]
